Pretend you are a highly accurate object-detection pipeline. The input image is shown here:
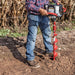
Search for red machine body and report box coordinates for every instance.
[47,7,66,60]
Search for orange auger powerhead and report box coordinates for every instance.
[44,3,66,60]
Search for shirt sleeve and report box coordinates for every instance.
[52,0,58,3]
[25,0,40,12]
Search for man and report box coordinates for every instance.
[25,0,59,68]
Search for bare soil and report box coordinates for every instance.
[0,29,75,75]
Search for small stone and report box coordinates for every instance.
[0,59,3,62]
[63,47,66,50]
[26,68,31,73]
[0,50,1,52]
[58,53,61,56]
[58,48,61,50]
[2,52,5,54]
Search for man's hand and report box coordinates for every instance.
[39,8,48,16]
[57,3,59,5]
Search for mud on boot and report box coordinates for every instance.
[27,60,40,68]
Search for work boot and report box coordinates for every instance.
[44,51,53,58]
[27,60,40,68]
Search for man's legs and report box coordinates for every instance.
[26,20,38,61]
[39,16,53,53]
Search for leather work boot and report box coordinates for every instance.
[27,60,40,68]
[44,51,53,58]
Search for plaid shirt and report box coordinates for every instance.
[25,0,58,15]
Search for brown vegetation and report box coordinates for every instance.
[0,0,75,28]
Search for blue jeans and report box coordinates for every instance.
[26,14,53,61]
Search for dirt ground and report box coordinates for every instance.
[0,29,75,75]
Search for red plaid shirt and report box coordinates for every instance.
[25,0,58,15]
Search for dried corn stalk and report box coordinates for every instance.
[1,0,27,28]
[0,0,75,28]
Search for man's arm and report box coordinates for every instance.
[25,0,40,12]
[25,0,48,15]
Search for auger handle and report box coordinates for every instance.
[63,7,66,13]
[48,12,57,16]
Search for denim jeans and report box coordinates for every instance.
[26,14,53,61]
